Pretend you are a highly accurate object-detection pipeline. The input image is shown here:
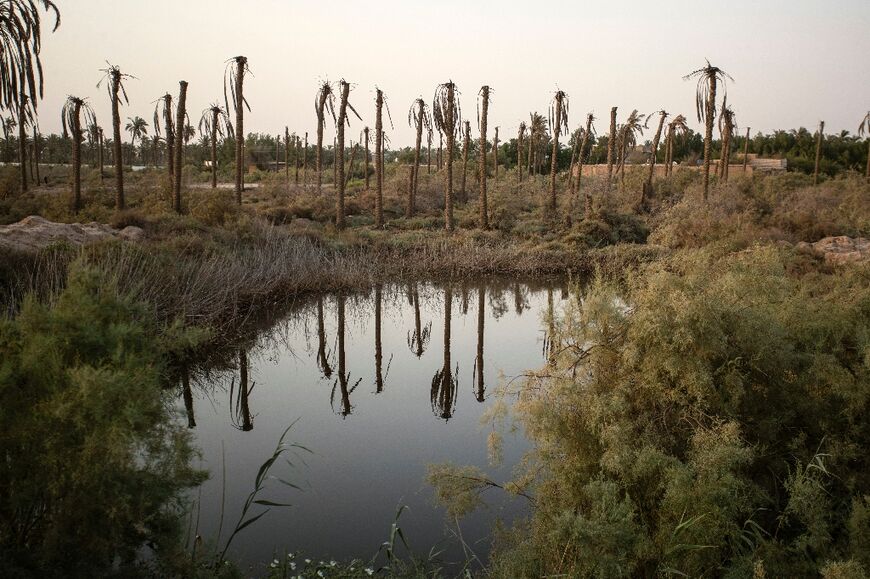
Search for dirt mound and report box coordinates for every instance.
[797,236,870,265]
[0,215,145,253]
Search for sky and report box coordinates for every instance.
[33,0,870,147]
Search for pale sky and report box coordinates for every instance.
[35,0,870,147]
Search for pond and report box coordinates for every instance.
[178,279,567,573]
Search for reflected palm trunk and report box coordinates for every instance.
[331,295,359,417]
[475,287,485,403]
[374,285,384,393]
[231,349,253,431]
[460,281,469,315]
[181,363,196,428]
[513,282,526,316]
[544,288,556,365]
[316,297,333,379]
[407,283,431,358]
[431,286,458,420]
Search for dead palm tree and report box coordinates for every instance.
[718,103,735,182]
[224,56,250,203]
[125,115,148,167]
[548,89,568,215]
[859,112,870,183]
[433,81,461,232]
[374,87,393,229]
[61,96,96,212]
[153,93,174,180]
[426,125,432,174]
[664,114,689,176]
[492,126,499,178]
[474,287,485,403]
[362,127,370,189]
[577,113,595,219]
[605,106,617,188]
[517,121,526,183]
[684,60,733,199]
[14,93,32,192]
[335,79,361,230]
[98,63,134,210]
[461,120,471,203]
[407,283,431,358]
[567,128,580,191]
[314,80,335,193]
[477,86,491,230]
[616,110,644,189]
[407,98,431,217]
[813,120,824,185]
[642,110,668,205]
[199,103,232,190]
[431,286,458,421]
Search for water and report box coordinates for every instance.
[178,280,565,573]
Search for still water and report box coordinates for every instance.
[178,280,565,572]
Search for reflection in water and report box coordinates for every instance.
[544,289,556,365]
[407,283,431,358]
[181,364,196,428]
[374,285,386,393]
[331,294,360,417]
[474,287,486,402]
[431,286,459,420]
[513,282,528,316]
[316,297,333,379]
[231,349,254,431]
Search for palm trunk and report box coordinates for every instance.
[111,73,124,209]
[492,126,499,179]
[549,93,563,215]
[475,287,485,403]
[363,127,371,190]
[337,295,350,416]
[478,86,490,230]
[333,137,337,185]
[410,107,423,217]
[427,131,432,174]
[294,134,300,184]
[527,130,533,177]
[210,109,218,189]
[701,75,716,200]
[303,132,308,185]
[285,127,290,183]
[580,115,593,219]
[72,101,82,212]
[239,350,252,431]
[33,127,40,184]
[606,106,617,189]
[375,89,384,229]
[444,83,456,232]
[165,94,174,184]
[437,131,442,170]
[181,365,196,428]
[17,94,27,193]
[374,285,384,393]
[721,124,732,182]
[98,129,104,179]
[567,131,578,191]
[742,127,750,173]
[517,127,524,183]
[643,111,667,204]
[234,57,246,204]
[813,120,824,185]
[336,81,349,230]
[316,297,332,378]
[173,81,188,214]
[461,121,470,203]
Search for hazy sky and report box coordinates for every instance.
[35,0,870,147]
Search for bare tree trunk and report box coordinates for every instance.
[461,121,470,204]
[375,89,384,229]
[234,57,246,204]
[173,81,188,214]
[492,126,499,179]
[606,106,617,189]
[567,130,578,191]
[579,115,593,219]
[375,285,384,393]
[111,72,125,209]
[32,126,40,184]
[444,84,456,232]
[410,106,423,217]
[210,108,218,189]
[181,365,196,428]
[164,94,174,184]
[427,131,432,174]
[813,120,824,185]
[742,127,750,173]
[336,81,349,230]
[239,350,252,431]
[285,127,290,184]
[72,101,82,212]
[98,129,104,180]
[437,130,442,170]
[363,126,370,190]
[478,86,490,230]
[549,93,563,215]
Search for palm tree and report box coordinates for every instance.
[2,117,15,163]
[492,126,499,178]
[61,96,96,212]
[813,120,824,185]
[316,297,332,379]
[474,287,485,403]
[362,127,370,189]
[407,283,431,358]
[461,120,471,203]
[742,127,751,173]
[225,56,250,203]
[171,82,188,213]
[314,80,335,193]
[125,116,148,167]
[577,114,595,219]
[528,112,547,179]
[718,104,735,182]
[0,1,59,111]
[684,60,733,199]
[643,110,668,205]
[859,112,870,183]
[477,86,491,230]
[431,286,457,421]
[664,114,689,176]
[15,93,32,192]
[548,90,568,215]
[153,93,174,179]
[407,98,431,217]
[517,121,526,183]
[616,110,644,189]
[433,81,461,232]
[335,79,361,230]
[606,106,617,188]
[374,87,393,229]
[98,63,134,210]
